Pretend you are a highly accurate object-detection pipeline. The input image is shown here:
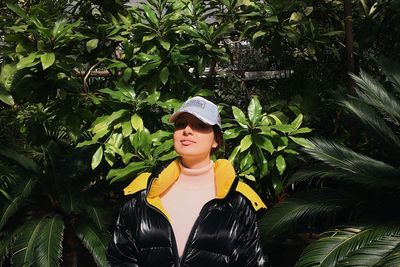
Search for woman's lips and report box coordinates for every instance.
[180,140,196,146]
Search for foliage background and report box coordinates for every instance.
[0,0,399,266]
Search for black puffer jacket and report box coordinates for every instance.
[107,159,268,267]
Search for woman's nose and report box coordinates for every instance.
[183,124,193,134]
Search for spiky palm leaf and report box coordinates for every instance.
[350,70,400,123]
[339,98,400,151]
[74,219,110,267]
[0,178,36,229]
[11,217,47,266]
[336,233,400,266]
[259,189,358,239]
[378,59,400,91]
[85,203,109,231]
[295,224,400,267]
[36,214,65,267]
[300,138,400,189]
[0,160,17,200]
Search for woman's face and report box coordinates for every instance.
[173,113,218,164]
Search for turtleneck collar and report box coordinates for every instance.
[179,160,214,177]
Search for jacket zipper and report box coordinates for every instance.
[144,197,180,267]
[179,199,219,266]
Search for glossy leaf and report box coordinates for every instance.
[232,106,249,128]
[248,96,263,125]
[276,155,286,175]
[289,136,312,148]
[253,134,274,155]
[36,215,64,267]
[86,38,99,53]
[228,145,241,163]
[240,134,253,152]
[160,66,169,85]
[131,114,144,131]
[0,87,14,105]
[91,146,103,170]
[40,53,55,70]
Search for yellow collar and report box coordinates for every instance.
[147,159,236,199]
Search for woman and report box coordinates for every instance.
[107,96,267,266]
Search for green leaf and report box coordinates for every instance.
[232,106,249,128]
[276,155,286,175]
[122,120,133,137]
[75,220,109,267]
[131,114,144,131]
[107,161,148,182]
[142,33,157,42]
[240,134,253,152]
[290,127,312,135]
[253,31,266,41]
[160,67,169,85]
[240,152,254,171]
[40,53,55,70]
[91,146,103,170]
[36,215,65,267]
[85,205,108,231]
[223,128,243,140]
[0,178,36,230]
[259,189,357,239]
[289,11,303,23]
[91,110,129,137]
[291,114,303,130]
[0,87,14,106]
[289,136,312,148]
[248,96,263,125]
[253,134,274,155]
[0,63,17,91]
[86,38,99,53]
[17,53,40,69]
[270,124,295,133]
[6,2,29,20]
[296,224,400,267]
[142,4,158,27]
[228,145,241,163]
[13,217,47,267]
[160,39,170,50]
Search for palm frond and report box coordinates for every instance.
[0,160,18,191]
[295,224,400,267]
[350,70,400,123]
[340,98,400,150]
[0,178,36,229]
[0,148,40,174]
[84,203,110,231]
[336,233,400,266]
[289,165,352,184]
[378,58,400,92]
[0,225,26,265]
[376,242,400,266]
[36,214,65,267]
[11,217,47,267]
[303,138,400,189]
[74,219,110,267]
[259,189,358,239]
[58,190,84,215]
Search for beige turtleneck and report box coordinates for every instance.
[160,160,216,256]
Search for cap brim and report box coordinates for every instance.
[169,110,216,126]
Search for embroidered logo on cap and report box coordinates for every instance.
[182,99,206,109]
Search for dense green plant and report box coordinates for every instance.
[260,60,400,266]
[0,143,110,266]
[223,96,311,201]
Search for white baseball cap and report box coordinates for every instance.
[169,96,222,129]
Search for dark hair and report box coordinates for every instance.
[211,125,224,155]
